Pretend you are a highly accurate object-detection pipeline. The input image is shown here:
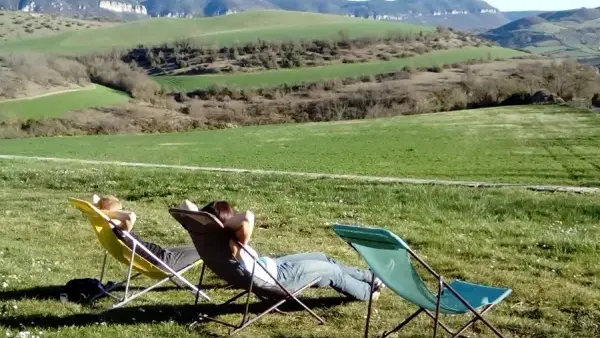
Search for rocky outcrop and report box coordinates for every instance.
[20,1,36,11]
[98,0,146,14]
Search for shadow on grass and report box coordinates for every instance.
[0,283,225,302]
[0,285,64,302]
[0,285,350,330]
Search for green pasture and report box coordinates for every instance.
[0,105,599,186]
[0,159,598,338]
[156,46,526,92]
[0,85,129,119]
[0,11,431,55]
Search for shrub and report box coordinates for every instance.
[360,75,374,83]
[1,53,89,88]
[80,55,161,101]
[376,53,391,61]
[402,65,416,73]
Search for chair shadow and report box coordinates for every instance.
[0,285,351,330]
[0,285,64,301]
[119,283,226,293]
[0,283,226,302]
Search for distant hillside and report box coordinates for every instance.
[482,7,600,59]
[0,0,510,30]
[400,13,507,32]
[503,11,546,22]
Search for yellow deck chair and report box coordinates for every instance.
[68,198,211,309]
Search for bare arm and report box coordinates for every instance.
[104,210,137,232]
[223,210,255,259]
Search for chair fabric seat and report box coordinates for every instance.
[439,280,512,314]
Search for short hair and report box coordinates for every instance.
[98,195,122,211]
[201,200,234,224]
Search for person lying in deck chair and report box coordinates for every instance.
[181,199,386,301]
[93,194,200,273]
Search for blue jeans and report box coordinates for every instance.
[275,252,374,301]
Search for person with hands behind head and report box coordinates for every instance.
[192,199,385,302]
[93,194,200,272]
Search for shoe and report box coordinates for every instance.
[373,277,385,292]
[179,200,199,212]
[370,277,385,301]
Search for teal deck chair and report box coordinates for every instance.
[334,224,512,338]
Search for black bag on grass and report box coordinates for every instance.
[60,278,114,304]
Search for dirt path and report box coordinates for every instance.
[0,84,96,103]
[0,154,598,194]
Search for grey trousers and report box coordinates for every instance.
[163,245,201,271]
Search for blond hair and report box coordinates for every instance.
[97,195,123,211]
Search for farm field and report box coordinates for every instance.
[0,159,598,338]
[156,46,526,91]
[0,85,130,119]
[0,11,431,55]
[1,105,599,186]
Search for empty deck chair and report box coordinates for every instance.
[169,208,325,336]
[68,198,210,309]
[334,224,512,338]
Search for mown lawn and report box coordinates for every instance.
[0,11,430,55]
[0,85,129,119]
[1,105,599,186]
[0,160,598,338]
[156,46,526,91]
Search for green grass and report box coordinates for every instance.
[0,159,598,338]
[156,46,526,92]
[0,85,130,119]
[1,105,599,186]
[0,11,432,55]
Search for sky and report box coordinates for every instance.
[485,0,599,11]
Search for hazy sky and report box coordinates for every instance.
[485,0,598,11]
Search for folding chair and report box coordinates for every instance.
[333,224,512,338]
[169,208,326,336]
[68,198,211,309]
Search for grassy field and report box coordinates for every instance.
[0,85,130,119]
[156,46,526,91]
[0,11,431,55]
[0,159,598,338]
[0,105,599,186]
[0,10,111,42]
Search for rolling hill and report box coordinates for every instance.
[482,7,600,59]
[0,11,433,54]
[0,0,512,31]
